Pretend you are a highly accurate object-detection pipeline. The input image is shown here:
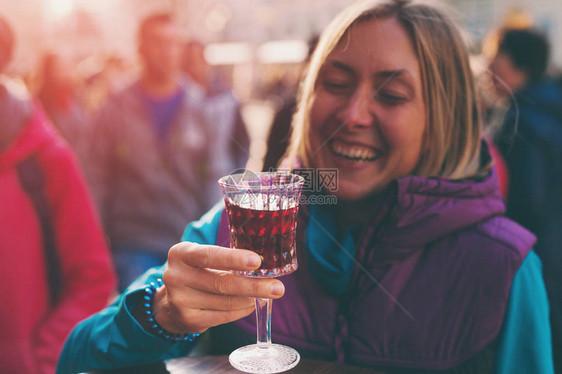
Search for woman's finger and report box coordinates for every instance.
[171,286,256,311]
[179,267,285,299]
[169,242,261,271]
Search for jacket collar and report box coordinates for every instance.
[357,167,506,263]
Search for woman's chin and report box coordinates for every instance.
[332,184,377,202]
[328,174,394,202]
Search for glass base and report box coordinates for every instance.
[229,344,300,373]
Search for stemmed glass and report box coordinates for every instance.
[219,171,305,374]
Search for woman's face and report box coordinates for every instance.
[310,17,426,201]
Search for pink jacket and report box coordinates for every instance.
[0,104,116,374]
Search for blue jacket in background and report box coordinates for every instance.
[495,78,562,371]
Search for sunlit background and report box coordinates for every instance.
[2,0,562,169]
[5,0,562,77]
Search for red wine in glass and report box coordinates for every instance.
[225,199,298,277]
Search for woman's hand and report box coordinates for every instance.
[152,242,285,334]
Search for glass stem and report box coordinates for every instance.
[255,298,272,349]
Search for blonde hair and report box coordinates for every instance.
[285,0,487,179]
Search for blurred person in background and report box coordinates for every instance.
[481,7,534,65]
[489,28,562,373]
[181,39,249,197]
[86,14,216,291]
[0,15,116,374]
[35,52,91,166]
[81,54,134,116]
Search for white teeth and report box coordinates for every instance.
[330,142,376,161]
[359,149,368,159]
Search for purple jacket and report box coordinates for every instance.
[216,171,535,370]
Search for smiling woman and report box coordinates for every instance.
[57,1,553,374]
[286,0,483,202]
[309,18,426,200]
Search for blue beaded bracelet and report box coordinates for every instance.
[142,278,200,343]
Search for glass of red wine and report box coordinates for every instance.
[219,170,304,373]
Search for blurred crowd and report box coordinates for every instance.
[1,5,562,374]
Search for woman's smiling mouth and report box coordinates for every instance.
[329,139,378,162]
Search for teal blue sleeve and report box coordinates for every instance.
[57,204,224,374]
[495,250,554,374]
[181,201,222,245]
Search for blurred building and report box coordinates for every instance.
[3,0,562,77]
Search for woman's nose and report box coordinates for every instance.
[336,83,374,130]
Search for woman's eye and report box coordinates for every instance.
[323,81,351,94]
[377,92,407,105]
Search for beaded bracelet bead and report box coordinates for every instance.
[142,278,200,343]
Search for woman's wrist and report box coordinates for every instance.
[138,279,200,343]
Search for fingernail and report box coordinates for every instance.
[246,254,261,268]
[271,282,284,297]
